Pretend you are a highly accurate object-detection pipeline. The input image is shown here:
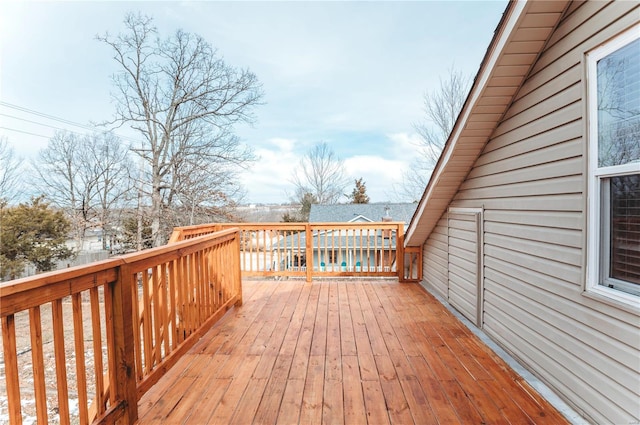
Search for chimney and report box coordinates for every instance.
[382,206,392,238]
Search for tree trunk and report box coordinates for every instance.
[151,171,163,247]
[136,189,143,252]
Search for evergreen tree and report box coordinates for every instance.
[0,196,73,280]
[350,178,370,204]
[282,212,299,222]
[299,192,317,220]
[122,215,153,251]
[281,192,317,222]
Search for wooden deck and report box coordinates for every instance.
[138,280,569,424]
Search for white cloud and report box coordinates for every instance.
[241,138,301,203]
[269,137,296,153]
[242,143,412,203]
[387,132,423,157]
[344,155,409,202]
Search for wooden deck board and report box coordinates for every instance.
[253,354,293,424]
[342,355,367,423]
[138,280,570,424]
[277,378,305,424]
[300,355,325,424]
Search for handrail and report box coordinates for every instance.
[0,228,242,424]
[170,222,422,282]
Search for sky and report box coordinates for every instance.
[0,0,507,205]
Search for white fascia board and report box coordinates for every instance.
[405,0,529,247]
[348,215,374,223]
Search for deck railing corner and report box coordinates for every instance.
[1,228,243,424]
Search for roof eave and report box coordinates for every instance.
[405,0,569,247]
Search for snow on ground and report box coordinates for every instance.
[0,299,104,424]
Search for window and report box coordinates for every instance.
[327,250,337,263]
[587,24,640,304]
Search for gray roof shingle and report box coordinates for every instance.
[308,202,418,224]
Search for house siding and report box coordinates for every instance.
[420,2,640,424]
[422,215,448,299]
[448,211,482,326]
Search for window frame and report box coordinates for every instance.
[586,24,640,307]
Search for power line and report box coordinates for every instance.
[0,116,106,141]
[0,101,144,145]
[0,126,50,139]
[0,101,99,133]
[0,113,74,133]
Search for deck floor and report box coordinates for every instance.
[138,280,569,424]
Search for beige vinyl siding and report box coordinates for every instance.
[448,211,481,325]
[484,242,583,286]
[422,215,448,298]
[462,193,583,211]
[420,2,640,423]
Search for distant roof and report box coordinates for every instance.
[309,203,418,224]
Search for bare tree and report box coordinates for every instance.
[291,142,349,206]
[86,132,134,251]
[34,131,93,250]
[0,137,22,203]
[98,13,262,246]
[400,66,471,201]
[172,153,244,226]
[34,130,132,251]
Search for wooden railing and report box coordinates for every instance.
[0,222,421,424]
[0,228,242,424]
[170,222,422,282]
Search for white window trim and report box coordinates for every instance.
[585,23,640,308]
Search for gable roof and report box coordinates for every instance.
[405,0,570,247]
[309,202,418,224]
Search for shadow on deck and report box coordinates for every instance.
[138,279,569,424]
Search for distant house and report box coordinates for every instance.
[309,202,417,225]
[278,203,417,272]
[65,228,106,252]
[405,2,639,424]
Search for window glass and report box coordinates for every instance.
[608,175,640,289]
[596,38,640,167]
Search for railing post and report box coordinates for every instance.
[305,223,313,282]
[111,263,138,423]
[396,223,405,282]
[234,230,243,306]
[416,246,424,281]
[2,315,22,424]
[168,228,183,243]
